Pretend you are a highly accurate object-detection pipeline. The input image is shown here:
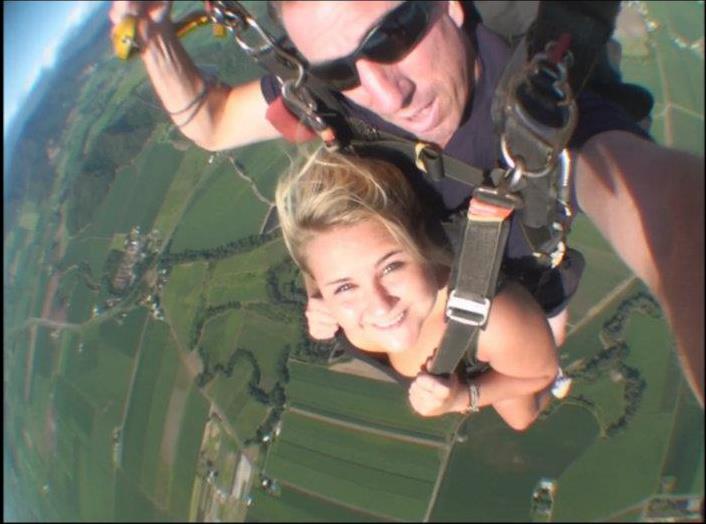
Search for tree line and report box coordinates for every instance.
[543,292,661,437]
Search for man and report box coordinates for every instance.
[109,1,703,405]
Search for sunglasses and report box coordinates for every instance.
[307,1,438,91]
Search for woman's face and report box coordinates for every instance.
[306,219,439,353]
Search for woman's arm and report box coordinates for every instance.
[473,281,559,407]
[408,282,559,430]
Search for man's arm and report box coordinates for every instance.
[110,1,280,151]
[575,130,704,406]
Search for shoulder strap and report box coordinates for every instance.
[428,188,518,375]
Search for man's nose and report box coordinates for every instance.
[366,281,398,317]
[355,59,414,115]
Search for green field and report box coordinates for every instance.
[60,236,111,277]
[246,481,386,522]
[287,361,459,441]
[121,320,171,481]
[169,158,269,253]
[161,261,209,349]
[62,324,136,413]
[266,439,433,520]
[276,411,442,482]
[151,147,212,244]
[206,237,289,306]
[200,309,248,364]
[207,362,254,425]
[431,404,599,521]
[168,385,210,518]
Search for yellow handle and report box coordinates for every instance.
[113,15,139,60]
[113,11,226,60]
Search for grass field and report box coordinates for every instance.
[121,320,171,482]
[275,411,442,481]
[85,143,183,239]
[168,385,210,518]
[551,299,685,520]
[96,307,150,359]
[62,325,135,413]
[431,403,599,521]
[657,383,705,494]
[54,375,95,440]
[206,238,288,306]
[65,278,97,324]
[169,158,269,253]
[266,437,433,521]
[246,482,385,523]
[32,327,56,379]
[162,261,209,350]
[229,140,298,201]
[236,312,298,389]
[151,147,211,244]
[77,434,117,520]
[138,330,179,502]
[287,361,458,441]
[60,236,111,277]
[207,363,253,426]
[233,401,271,442]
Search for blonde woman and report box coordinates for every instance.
[276,149,568,430]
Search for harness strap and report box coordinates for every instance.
[348,137,487,188]
[428,192,516,375]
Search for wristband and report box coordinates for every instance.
[463,381,480,414]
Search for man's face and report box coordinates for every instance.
[281,1,472,148]
[306,219,439,354]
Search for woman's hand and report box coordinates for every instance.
[408,370,467,417]
[305,296,340,340]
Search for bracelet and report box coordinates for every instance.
[170,75,213,117]
[465,381,480,413]
[174,80,213,128]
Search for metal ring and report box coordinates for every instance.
[501,134,554,179]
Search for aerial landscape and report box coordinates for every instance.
[3,1,704,521]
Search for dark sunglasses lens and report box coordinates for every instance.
[364,3,429,63]
[310,60,360,90]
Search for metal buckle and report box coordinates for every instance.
[446,290,491,327]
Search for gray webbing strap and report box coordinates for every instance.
[349,138,487,188]
[428,193,515,375]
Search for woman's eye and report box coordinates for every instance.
[334,283,354,295]
[382,261,404,275]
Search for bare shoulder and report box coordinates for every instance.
[476,281,553,363]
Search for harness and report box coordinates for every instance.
[116,1,623,377]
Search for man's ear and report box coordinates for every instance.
[448,1,465,29]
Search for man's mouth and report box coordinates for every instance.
[372,310,407,330]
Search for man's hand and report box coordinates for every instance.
[305,295,339,340]
[408,370,466,417]
[110,1,171,25]
[110,1,172,47]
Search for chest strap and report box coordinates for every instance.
[428,190,517,375]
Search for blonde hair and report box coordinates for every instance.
[275,146,453,275]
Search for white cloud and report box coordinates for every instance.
[41,37,60,69]
[4,100,18,130]
[22,67,40,93]
[67,2,90,29]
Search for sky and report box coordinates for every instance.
[3,0,107,139]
